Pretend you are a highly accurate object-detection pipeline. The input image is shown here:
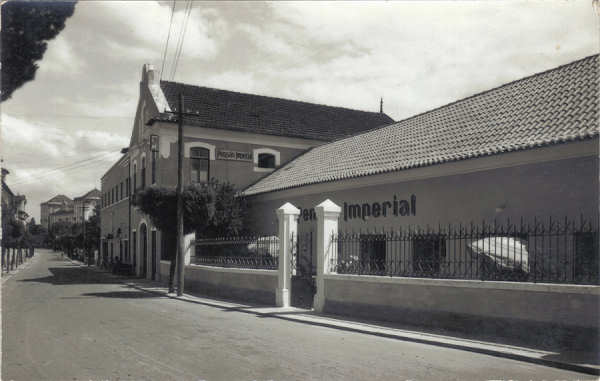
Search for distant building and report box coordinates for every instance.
[1,167,29,241]
[73,188,101,224]
[41,195,73,230]
[48,207,75,227]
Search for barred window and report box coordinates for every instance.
[359,234,386,275]
[574,232,599,282]
[413,234,446,276]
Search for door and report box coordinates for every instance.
[140,224,147,277]
[291,229,316,308]
[151,230,157,280]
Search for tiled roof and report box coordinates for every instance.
[75,188,101,200]
[244,55,599,196]
[150,81,394,141]
[43,194,73,205]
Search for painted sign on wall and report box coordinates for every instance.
[216,150,252,162]
[298,194,417,222]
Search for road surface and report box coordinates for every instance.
[2,249,594,380]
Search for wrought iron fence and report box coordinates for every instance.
[192,235,279,270]
[331,216,599,285]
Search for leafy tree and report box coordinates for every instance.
[48,220,74,251]
[133,180,250,292]
[1,1,77,101]
[26,220,48,248]
[84,204,101,250]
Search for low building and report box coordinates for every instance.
[245,54,599,281]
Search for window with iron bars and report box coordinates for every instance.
[574,231,599,282]
[412,234,446,277]
[332,216,599,284]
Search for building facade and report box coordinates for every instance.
[1,168,29,242]
[41,195,73,230]
[73,188,101,224]
[244,55,599,277]
[100,64,393,278]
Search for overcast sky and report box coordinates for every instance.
[1,0,598,222]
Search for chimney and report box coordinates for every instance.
[143,63,157,84]
[1,167,8,184]
[379,97,383,114]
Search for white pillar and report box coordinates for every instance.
[314,199,341,312]
[183,232,195,266]
[276,202,300,307]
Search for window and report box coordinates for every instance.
[133,164,137,192]
[120,182,124,199]
[151,151,157,184]
[132,231,137,268]
[190,147,210,184]
[253,148,280,172]
[141,158,146,189]
[258,153,276,169]
[126,178,130,196]
[359,234,386,275]
[574,232,599,283]
[413,234,446,276]
[123,240,129,263]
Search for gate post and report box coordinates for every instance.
[183,232,195,266]
[314,199,341,313]
[276,202,300,307]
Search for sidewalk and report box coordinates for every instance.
[71,260,599,377]
[1,252,38,284]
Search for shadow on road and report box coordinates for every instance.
[77,290,166,299]
[19,266,125,285]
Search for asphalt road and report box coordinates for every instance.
[2,249,594,381]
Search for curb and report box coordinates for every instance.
[58,257,599,377]
[121,280,599,376]
[1,254,38,284]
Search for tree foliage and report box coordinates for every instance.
[133,180,250,292]
[1,1,76,101]
[133,180,251,239]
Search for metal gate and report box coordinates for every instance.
[291,230,316,308]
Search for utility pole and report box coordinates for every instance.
[176,93,185,296]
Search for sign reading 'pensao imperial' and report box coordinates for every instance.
[298,195,416,222]
[216,150,252,162]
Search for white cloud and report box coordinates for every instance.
[1,114,72,158]
[97,1,219,61]
[200,71,259,94]
[37,35,85,75]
